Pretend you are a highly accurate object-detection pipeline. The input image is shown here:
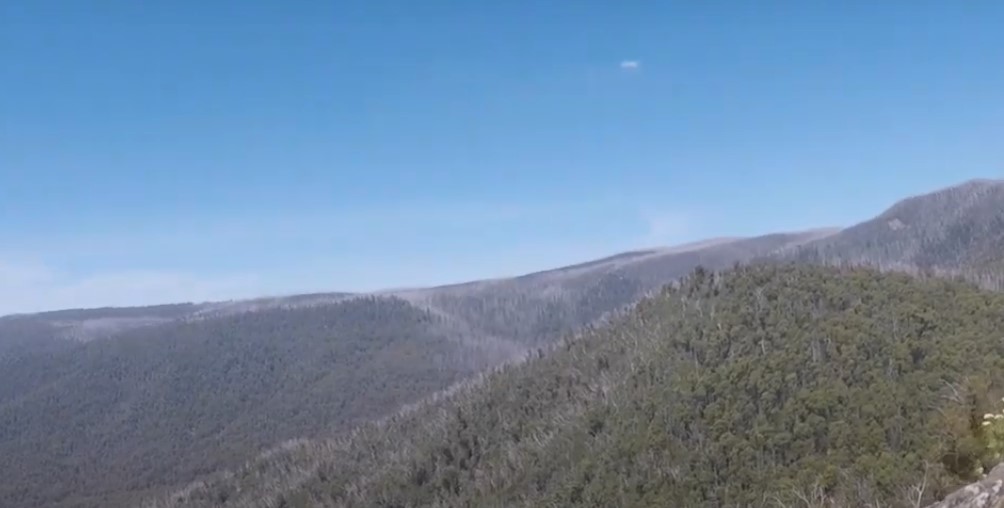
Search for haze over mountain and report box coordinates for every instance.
[2,179,1004,508]
[7,2,999,317]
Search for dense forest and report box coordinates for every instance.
[784,180,1004,289]
[151,265,1004,507]
[0,227,821,508]
[5,180,1004,507]
[0,297,498,508]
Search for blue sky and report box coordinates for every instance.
[1,2,1002,313]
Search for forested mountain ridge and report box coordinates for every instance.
[0,230,829,358]
[0,230,827,508]
[5,178,1004,507]
[149,264,1004,508]
[0,296,510,508]
[0,303,207,358]
[393,228,836,348]
[784,179,1004,285]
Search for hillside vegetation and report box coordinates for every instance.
[0,297,500,508]
[6,179,1004,507]
[151,264,1004,507]
[0,232,822,507]
[787,179,1004,287]
[405,230,833,349]
[0,304,192,355]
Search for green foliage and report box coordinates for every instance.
[981,401,1004,469]
[0,231,816,508]
[10,180,1004,508]
[152,264,1004,507]
[0,297,488,508]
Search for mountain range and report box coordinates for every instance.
[2,178,1004,508]
[151,264,1004,507]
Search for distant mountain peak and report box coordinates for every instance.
[959,177,1004,187]
[784,177,1004,278]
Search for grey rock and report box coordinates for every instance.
[927,464,1004,508]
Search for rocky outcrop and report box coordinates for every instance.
[926,464,1004,508]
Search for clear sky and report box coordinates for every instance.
[1,2,1002,314]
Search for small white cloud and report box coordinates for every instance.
[620,60,640,70]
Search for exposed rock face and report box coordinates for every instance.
[927,464,1004,508]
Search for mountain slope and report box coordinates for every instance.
[0,296,502,508]
[0,232,829,508]
[397,229,835,348]
[0,303,205,359]
[150,265,1004,508]
[8,179,1004,507]
[787,179,1004,282]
